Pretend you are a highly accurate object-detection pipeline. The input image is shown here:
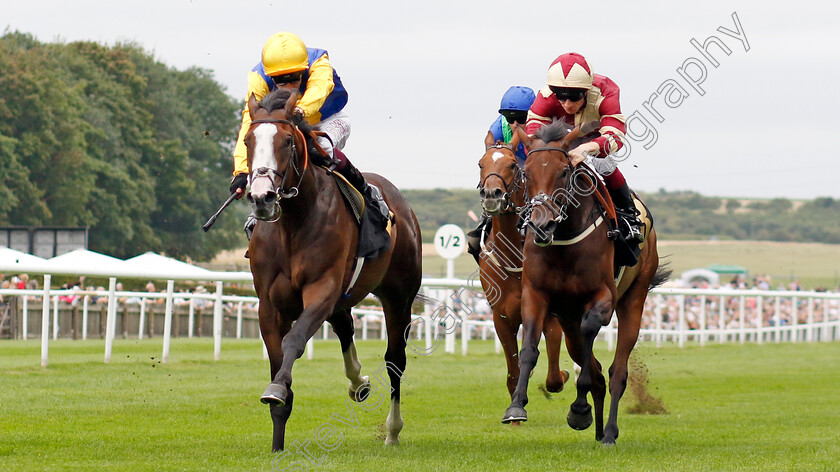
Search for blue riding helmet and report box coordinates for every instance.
[499,86,536,112]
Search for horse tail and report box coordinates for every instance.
[649,260,672,290]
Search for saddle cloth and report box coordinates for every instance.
[327,169,393,259]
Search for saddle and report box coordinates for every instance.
[326,168,393,259]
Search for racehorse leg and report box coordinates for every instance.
[259,303,293,451]
[543,315,569,393]
[264,282,341,406]
[563,294,610,441]
[503,286,547,424]
[603,282,647,445]
[492,311,521,399]
[379,296,413,446]
[328,309,372,402]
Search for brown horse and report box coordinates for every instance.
[244,89,422,451]
[502,121,669,444]
[476,141,569,409]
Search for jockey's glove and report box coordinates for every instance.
[230,173,248,195]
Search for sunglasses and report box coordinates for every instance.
[549,86,587,102]
[501,111,528,124]
[271,71,304,85]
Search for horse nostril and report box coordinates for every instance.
[479,188,487,199]
[263,191,277,205]
[492,188,504,200]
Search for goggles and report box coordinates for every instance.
[549,86,587,102]
[500,110,528,125]
[271,71,304,85]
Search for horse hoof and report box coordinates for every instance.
[601,437,616,446]
[384,437,400,446]
[349,376,371,403]
[261,383,287,405]
[502,406,528,424]
[567,405,592,430]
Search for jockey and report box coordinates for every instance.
[526,52,644,243]
[484,86,536,167]
[230,32,372,238]
[467,86,536,261]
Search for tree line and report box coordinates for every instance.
[0,31,245,260]
[404,188,840,244]
[3,32,836,261]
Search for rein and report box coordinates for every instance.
[249,118,310,221]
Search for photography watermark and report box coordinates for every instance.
[270,361,403,471]
[617,11,750,157]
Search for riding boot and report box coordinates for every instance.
[244,214,256,241]
[609,183,644,244]
[333,149,390,225]
[466,214,491,264]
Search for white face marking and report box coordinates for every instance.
[491,151,505,162]
[251,123,278,171]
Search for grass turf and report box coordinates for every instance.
[1,338,839,471]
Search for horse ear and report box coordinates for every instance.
[514,126,532,152]
[484,130,496,150]
[509,127,521,151]
[283,90,300,116]
[562,125,581,148]
[247,93,259,121]
[580,120,600,137]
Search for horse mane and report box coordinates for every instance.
[256,89,314,135]
[534,120,574,144]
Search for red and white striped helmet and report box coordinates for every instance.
[546,53,594,89]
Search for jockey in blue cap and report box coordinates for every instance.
[484,86,536,167]
[469,86,536,261]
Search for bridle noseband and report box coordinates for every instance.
[478,145,525,214]
[249,118,309,221]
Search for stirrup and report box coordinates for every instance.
[244,215,257,241]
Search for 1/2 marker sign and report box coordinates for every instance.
[433,224,466,260]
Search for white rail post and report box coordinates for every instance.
[40,275,52,368]
[678,295,686,348]
[699,295,707,347]
[22,296,28,340]
[188,299,195,338]
[52,295,59,340]
[213,281,223,361]
[82,295,89,341]
[236,301,243,339]
[104,277,117,363]
[806,296,814,342]
[756,295,764,345]
[138,299,146,340]
[738,295,746,344]
[162,280,175,363]
[461,321,469,356]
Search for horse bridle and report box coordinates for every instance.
[520,145,600,232]
[249,118,309,221]
[478,145,525,214]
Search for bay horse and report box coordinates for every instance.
[476,140,569,411]
[244,89,422,451]
[502,121,670,444]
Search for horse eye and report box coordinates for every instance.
[285,136,293,147]
[509,163,516,170]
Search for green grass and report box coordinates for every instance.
[2,339,839,471]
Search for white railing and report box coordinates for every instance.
[2,279,839,366]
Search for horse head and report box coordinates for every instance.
[520,121,588,246]
[244,89,309,221]
[477,134,523,215]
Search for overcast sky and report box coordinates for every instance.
[5,0,840,199]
